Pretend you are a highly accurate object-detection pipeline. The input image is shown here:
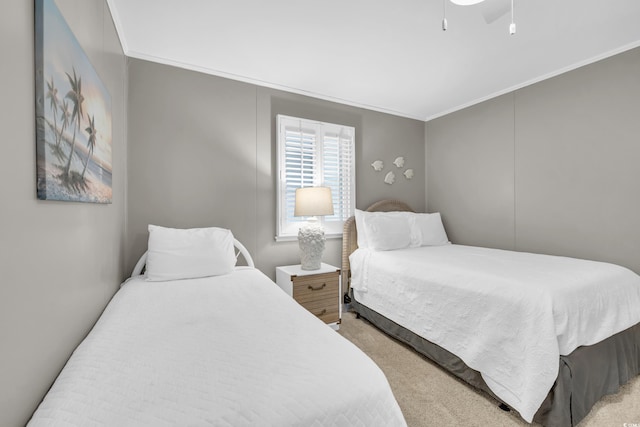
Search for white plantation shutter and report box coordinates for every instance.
[322,128,355,232]
[277,115,356,240]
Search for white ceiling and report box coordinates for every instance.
[106,0,640,121]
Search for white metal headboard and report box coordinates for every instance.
[131,238,255,277]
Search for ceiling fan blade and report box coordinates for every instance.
[481,0,511,24]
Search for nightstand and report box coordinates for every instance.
[275,263,341,329]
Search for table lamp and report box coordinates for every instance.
[294,187,334,270]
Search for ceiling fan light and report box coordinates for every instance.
[450,0,485,5]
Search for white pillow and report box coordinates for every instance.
[356,209,422,249]
[145,225,236,281]
[363,213,412,251]
[413,212,449,246]
[354,209,369,248]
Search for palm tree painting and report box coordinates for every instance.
[35,0,112,203]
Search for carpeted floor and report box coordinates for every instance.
[338,311,640,427]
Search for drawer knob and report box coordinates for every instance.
[308,283,326,291]
[316,309,327,316]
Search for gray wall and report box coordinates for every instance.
[0,1,127,426]
[127,58,426,279]
[426,47,640,273]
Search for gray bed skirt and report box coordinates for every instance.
[351,296,640,427]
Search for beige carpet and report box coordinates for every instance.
[338,311,640,427]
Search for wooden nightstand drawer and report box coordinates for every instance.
[298,298,340,324]
[275,264,342,328]
[293,274,339,323]
[292,273,339,303]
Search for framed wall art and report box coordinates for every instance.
[35,0,112,203]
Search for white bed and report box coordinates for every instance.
[350,244,640,423]
[28,229,406,426]
[342,200,640,426]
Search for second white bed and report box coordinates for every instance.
[349,244,640,423]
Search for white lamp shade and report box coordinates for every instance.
[294,187,334,217]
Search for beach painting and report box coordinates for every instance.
[35,0,112,203]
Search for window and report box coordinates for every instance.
[276,115,356,241]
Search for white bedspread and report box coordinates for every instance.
[350,245,640,423]
[29,268,406,427]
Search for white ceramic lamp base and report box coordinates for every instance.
[298,221,326,270]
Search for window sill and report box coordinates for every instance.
[275,233,342,243]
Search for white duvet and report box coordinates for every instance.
[350,244,640,423]
[29,268,406,427]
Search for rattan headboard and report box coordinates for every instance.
[341,199,415,294]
